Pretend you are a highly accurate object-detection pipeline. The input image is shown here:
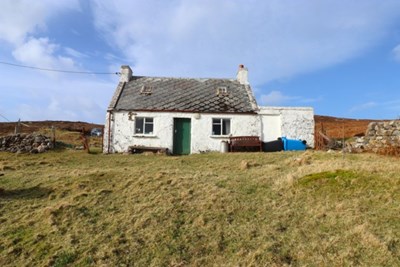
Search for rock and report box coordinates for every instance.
[240,160,249,170]
[384,130,393,136]
[37,145,46,153]
[356,137,365,143]
[34,136,43,143]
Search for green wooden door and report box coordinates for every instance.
[173,118,191,155]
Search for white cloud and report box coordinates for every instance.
[12,38,77,72]
[393,44,400,62]
[349,101,378,113]
[0,0,79,45]
[64,47,88,59]
[0,1,83,78]
[0,0,117,123]
[0,65,117,123]
[349,100,400,118]
[299,97,323,104]
[260,90,321,106]
[91,0,400,85]
[260,91,298,106]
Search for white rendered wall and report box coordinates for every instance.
[104,111,261,153]
[260,114,282,142]
[259,106,314,147]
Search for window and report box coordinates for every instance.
[212,118,231,135]
[216,86,228,96]
[140,85,153,95]
[135,117,154,134]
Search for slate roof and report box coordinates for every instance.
[109,76,258,113]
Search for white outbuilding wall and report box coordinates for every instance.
[104,111,261,153]
[258,106,314,148]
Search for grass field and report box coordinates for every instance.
[0,149,399,266]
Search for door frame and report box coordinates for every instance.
[173,118,191,155]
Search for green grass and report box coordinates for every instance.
[0,150,399,266]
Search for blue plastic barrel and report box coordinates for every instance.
[281,137,306,151]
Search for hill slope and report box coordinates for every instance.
[314,115,382,138]
[0,151,399,266]
[0,121,103,136]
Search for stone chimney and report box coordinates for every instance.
[119,65,132,83]
[236,64,249,85]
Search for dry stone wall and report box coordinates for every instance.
[365,121,400,151]
[348,121,400,153]
[0,134,53,153]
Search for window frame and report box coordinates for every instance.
[216,86,228,96]
[212,118,231,136]
[140,85,153,95]
[135,117,154,135]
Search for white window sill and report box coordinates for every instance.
[133,134,157,138]
[210,135,231,139]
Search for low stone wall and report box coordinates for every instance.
[348,121,400,153]
[365,121,400,151]
[0,134,53,153]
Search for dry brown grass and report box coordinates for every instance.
[374,145,400,157]
[0,150,399,266]
[37,128,103,149]
[314,115,379,138]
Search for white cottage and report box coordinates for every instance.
[104,65,314,154]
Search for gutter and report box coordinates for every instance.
[107,111,112,154]
[111,108,258,115]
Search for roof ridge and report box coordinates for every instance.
[131,75,236,81]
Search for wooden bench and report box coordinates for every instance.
[128,146,169,154]
[229,136,262,152]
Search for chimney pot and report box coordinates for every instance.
[120,65,132,83]
[236,64,249,85]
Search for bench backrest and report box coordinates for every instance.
[230,136,261,146]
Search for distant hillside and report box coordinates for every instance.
[314,115,383,139]
[0,121,103,136]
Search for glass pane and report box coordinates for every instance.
[144,123,153,134]
[222,119,231,135]
[146,118,153,123]
[212,124,221,135]
[212,118,220,124]
[135,117,144,134]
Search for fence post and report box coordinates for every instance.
[80,127,90,153]
[14,119,21,134]
[51,126,56,147]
